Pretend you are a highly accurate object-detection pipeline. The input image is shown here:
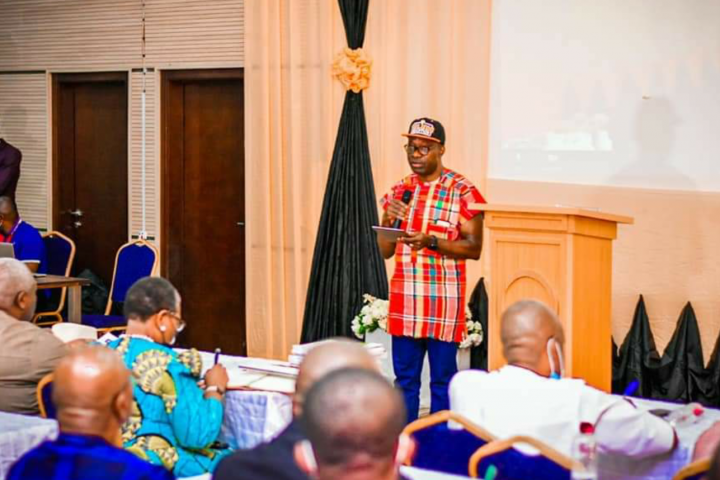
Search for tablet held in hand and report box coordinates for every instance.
[372,226,409,241]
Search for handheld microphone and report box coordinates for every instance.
[392,190,413,229]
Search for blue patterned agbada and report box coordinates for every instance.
[108,336,231,477]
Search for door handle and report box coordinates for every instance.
[69,209,83,218]
[236,221,245,227]
[73,221,83,228]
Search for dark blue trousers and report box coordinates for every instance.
[392,335,458,423]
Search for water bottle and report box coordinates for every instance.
[666,402,704,428]
[571,422,598,480]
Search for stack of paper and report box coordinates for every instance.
[288,340,387,367]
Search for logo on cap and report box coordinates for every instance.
[410,119,435,138]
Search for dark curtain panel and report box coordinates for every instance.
[612,295,661,398]
[699,331,720,407]
[300,0,388,341]
[468,278,489,370]
[653,302,705,402]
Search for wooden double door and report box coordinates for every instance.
[53,69,246,355]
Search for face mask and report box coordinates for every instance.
[547,337,565,380]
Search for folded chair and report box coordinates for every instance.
[469,435,580,480]
[37,373,56,419]
[403,410,495,476]
[82,239,159,332]
[33,231,75,326]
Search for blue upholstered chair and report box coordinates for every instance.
[469,435,579,480]
[33,232,75,326]
[37,373,56,419]
[403,410,495,477]
[672,458,711,480]
[82,239,159,332]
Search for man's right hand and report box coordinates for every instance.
[204,364,229,391]
[383,199,409,226]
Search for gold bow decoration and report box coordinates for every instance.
[332,47,373,93]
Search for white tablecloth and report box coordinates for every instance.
[0,411,58,480]
[597,396,720,480]
[189,349,294,450]
[220,390,292,450]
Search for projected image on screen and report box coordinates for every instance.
[489,0,720,192]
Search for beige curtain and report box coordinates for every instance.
[364,0,493,294]
[245,0,492,359]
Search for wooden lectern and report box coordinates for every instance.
[477,204,633,392]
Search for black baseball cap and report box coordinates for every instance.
[402,117,446,145]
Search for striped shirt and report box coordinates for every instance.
[381,169,485,342]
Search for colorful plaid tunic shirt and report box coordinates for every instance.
[381,169,486,343]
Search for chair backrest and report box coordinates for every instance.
[106,239,159,314]
[39,232,76,314]
[403,410,495,477]
[37,373,56,419]
[469,435,580,480]
[673,458,711,480]
[42,231,75,276]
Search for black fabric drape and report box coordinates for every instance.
[300,0,388,342]
[699,330,720,407]
[612,295,661,398]
[468,278,489,370]
[652,302,705,402]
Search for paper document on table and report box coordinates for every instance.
[229,357,298,377]
[227,368,296,394]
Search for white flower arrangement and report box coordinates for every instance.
[352,294,484,349]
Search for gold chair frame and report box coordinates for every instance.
[33,231,76,326]
[672,458,711,480]
[402,410,496,469]
[468,435,582,478]
[36,373,54,419]
[98,239,160,333]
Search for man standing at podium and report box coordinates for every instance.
[378,118,485,422]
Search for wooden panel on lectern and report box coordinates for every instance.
[568,230,613,390]
[479,204,633,392]
[488,233,565,374]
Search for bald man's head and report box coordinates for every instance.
[293,339,379,418]
[53,345,133,443]
[0,257,36,320]
[299,368,408,480]
[500,300,564,377]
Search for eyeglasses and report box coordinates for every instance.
[164,310,186,332]
[404,144,436,156]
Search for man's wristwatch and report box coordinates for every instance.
[427,235,439,251]
[206,385,226,395]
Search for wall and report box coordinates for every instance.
[0,0,244,241]
[488,0,720,360]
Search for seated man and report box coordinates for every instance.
[0,258,66,414]
[0,196,46,273]
[8,345,173,480]
[295,368,414,480]
[214,339,381,480]
[450,299,676,459]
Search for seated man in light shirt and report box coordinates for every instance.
[450,299,676,459]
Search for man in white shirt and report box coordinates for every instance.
[450,299,676,459]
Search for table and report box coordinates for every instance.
[0,411,58,480]
[36,275,90,324]
[220,390,292,450]
[597,396,720,480]
[190,349,294,450]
